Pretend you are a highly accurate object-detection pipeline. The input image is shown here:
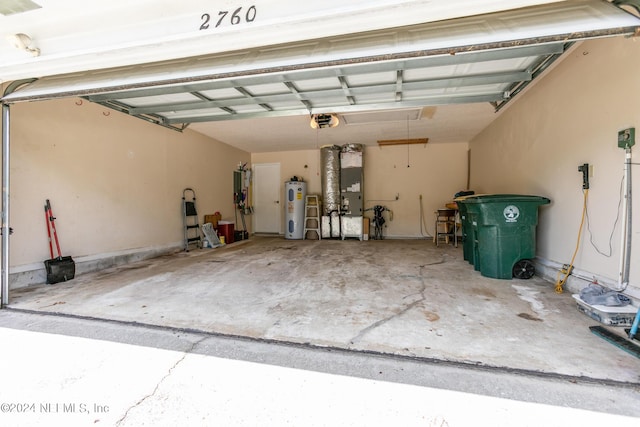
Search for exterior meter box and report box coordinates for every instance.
[618,127,635,149]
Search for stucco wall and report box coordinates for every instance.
[470,36,640,294]
[3,97,249,282]
[253,141,470,238]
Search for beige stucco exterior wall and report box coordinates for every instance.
[470,36,639,293]
[253,142,470,237]
[3,97,249,280]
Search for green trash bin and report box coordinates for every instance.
[461,195,550,280]
[457,194,521,271]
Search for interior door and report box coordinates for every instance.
[253,163,281,233]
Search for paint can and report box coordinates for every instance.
[219,236,225,244]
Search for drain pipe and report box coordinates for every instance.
[1,102,9,307]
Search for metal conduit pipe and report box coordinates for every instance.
[621,147,632,289]
[1,102,9,307]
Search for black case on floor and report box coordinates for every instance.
[44,256,76,284]
[234,230,249,241]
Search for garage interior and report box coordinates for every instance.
[1,0,640,407]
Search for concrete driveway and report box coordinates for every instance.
[2,309,639,426]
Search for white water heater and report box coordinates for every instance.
[285,181,307,239]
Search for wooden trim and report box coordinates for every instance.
[377,138,429,146]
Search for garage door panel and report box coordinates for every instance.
[3,0,639,130]
[198,88,247,100]
[123,93,201,108]
[243,83,292,96]
[345,72,397,86]
[294,77,342,91]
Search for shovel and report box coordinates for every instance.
[44,199,75,284]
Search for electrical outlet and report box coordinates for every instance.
[561,264,574,275]
[589,164,594,178]
[578,163,589,189]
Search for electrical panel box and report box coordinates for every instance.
[618,127,635,149]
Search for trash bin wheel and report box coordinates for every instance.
[513,259,535,279]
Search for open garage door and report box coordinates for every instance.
[3,0,640,126]
[2,0,640,305]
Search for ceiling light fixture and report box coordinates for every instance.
[7,33,40,57]
[310,113,339,129]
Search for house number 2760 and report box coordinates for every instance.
[200,6,257,30]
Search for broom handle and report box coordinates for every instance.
[44,204,54,259]
[46,199,63,258]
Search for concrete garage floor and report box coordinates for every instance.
[7,236,640,386]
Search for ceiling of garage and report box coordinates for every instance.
[2,1,640,152]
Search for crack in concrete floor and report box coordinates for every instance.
[115,336,207,426]
[350,266,428,344]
